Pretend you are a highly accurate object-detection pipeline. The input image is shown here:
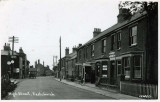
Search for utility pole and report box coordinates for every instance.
[9,36,19,78]
[59,36,61,81]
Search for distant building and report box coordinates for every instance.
[35,60,45,76]
[1,43,29,79]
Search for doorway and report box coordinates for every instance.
[110,61,115,85]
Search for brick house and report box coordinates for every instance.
[59,47,77,80]
[76,8,158,97]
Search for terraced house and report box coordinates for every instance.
[76,8,158,97]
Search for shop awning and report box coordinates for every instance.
[75,63,82,65]
[83,63,91,66]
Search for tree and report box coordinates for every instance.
[119,1,158,15]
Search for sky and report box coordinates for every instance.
[0,0,119,69]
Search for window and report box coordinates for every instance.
[117,60,121,75]
[111,35,115,50]
[79,50,81,60]
[102,39,106,53]
[133,56,142,78]
[83,48,85,59]
[86,47,88,59]
[96,62,100,77]
[91,44,94,57]
[129,26,137,46]
[117,33,121,49]
[123,57,130,79]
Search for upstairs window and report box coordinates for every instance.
[117,33,121,49]
[102,39,106,53]
[111,34,115,50]
[129,26,137,46]
[86,47,88,59]
[91,44,94,57]
[79,50,81,60]
[83,48,85,59]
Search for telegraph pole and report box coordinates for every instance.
[59,36,61,81]
[8,36,19,78]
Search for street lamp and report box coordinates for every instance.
[7,60,14,78]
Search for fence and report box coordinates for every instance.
[120,81,158,99]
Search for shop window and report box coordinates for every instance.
[111,34,115,50]
[123,57,130,79]
[133,56,142,78]
[102,39,106,53]
[117,60,121,75]
[117,33,121,49]
[129,26,137,46]
[102,61,108,78]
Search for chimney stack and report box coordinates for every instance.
[117,8,131,23]
[79,44,82,47]
[72,46,77,53]
[43,61,44,66]
[4,43,10,51]
[38,59,40,64]
[93,28,101,37]
[65,47,69,56]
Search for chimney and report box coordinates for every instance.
[72,46,77,53]
[65,47,69,56]
[19,47,24,53]
[38,59,40,64]
[4,43,11,51]
[79,44,82,47]
[117,8,131,23]
[43,61,44,66]
[93,28,101,37]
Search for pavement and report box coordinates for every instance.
[54,77,141,100]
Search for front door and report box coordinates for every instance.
[110,61,115,85]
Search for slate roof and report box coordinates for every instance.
[1,50,18,56]
[78,11,147,49]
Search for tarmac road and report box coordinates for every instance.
[6,76,114,100]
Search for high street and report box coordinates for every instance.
[5,76,114,100]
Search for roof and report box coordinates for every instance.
[29,68,37,72]
[1,50,18,56]
[78,11,147,49]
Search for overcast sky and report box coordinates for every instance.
[0,0,119,69]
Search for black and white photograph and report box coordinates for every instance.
[0,0,158,100]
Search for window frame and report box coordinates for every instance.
[123,57,131,80]
[129,26,137,46]
[117,60,121,75]
[133,55,142,79]
[117,32,121,50]
[102,38,106,53]
[91,44,94,57]
[111,34,115,50]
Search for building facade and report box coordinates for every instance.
[76,8,158,93]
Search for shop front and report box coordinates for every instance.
[82,62,95,83]
[95,59,109,85]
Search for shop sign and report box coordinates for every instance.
[109,51,115,58]
[102,65,107,70]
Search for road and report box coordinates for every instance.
[6,76,114,100]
